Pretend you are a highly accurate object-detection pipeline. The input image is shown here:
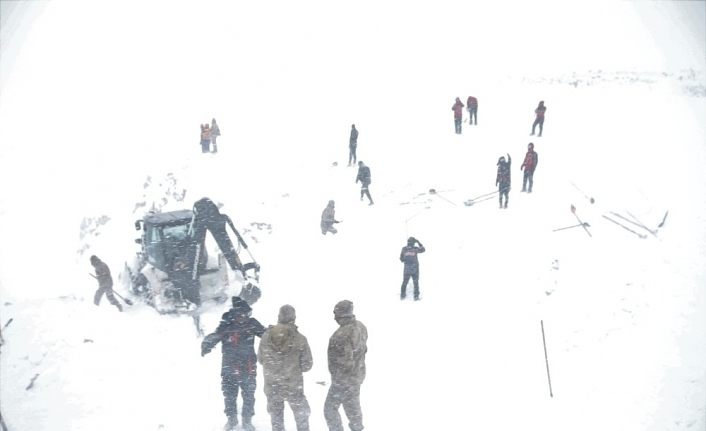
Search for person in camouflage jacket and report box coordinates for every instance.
[324,300,368,431]
[258,305,313,431]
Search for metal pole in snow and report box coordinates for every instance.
[541,320,554,398]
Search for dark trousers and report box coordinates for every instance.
[454,118,462,134]
[531,118,544,136]
[324,382,364,431]
[468,108,477,124]
[348,144,357,165]
[360,186,373,204]
[522,170,535,192]
[499,186,509,208]
[266,387,311,431]
[401,270,419,299]
[94,287,122,311]
[222,370,257,419]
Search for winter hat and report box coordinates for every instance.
[328,200,335,207]
[528,142,534,150]
[333,300,354,318]
[278,305,296,324]
[90,255,100,265]
[232,296,252,316]
[407,237,416,246]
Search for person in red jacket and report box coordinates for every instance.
[520,142,539,193]
[530,101,546,137]
[451,97,464,134]
[466,95,478,125]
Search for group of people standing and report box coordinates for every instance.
[201,296,368,431]
[200,118,221,153]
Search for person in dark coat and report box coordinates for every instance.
[355,161,374,205]
[496,153,512,208]
[530,101,546,137]
[90,255,122,312]
[211,118,221,153]
[258,305,313,431]
[466,95,478,125]
[202,296,266,431]
[321,200,340,235]
[348,124,358,166]
[324,300,368,431]
[520,142,539,193]
[399,237,425,300]
[452,97,464,134]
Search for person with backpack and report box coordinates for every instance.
[520,142,539,193]
[399,237,425,300]
[201,296,266,431]
[496,153,512,208]
[258,305,313,431]
[324,300,368,431]
[452,97,464,134]
[348,124,358,166]
[466,95,478,125]
[355,161,374,205]
[530,101,546,137]
[321,200,341,235]
[211,118,221,153]
[90,255,122,312]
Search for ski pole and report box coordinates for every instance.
[602,215,646,239]
[541,320,553,398]
[89,274,134,305]
[468,190,499,202]
[570,204,592,237]
[552,222,588,232]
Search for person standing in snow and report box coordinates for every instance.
[321,200,341,235]
[200,123,211,153]
[530,101,546,137]
[90,255,122,312]
[201,296,265,431]
[496,153,512,208]
[399,237,425,300]
[520,142,539,193]
[348,124,358,166]
[452,97,465,134]
[355,161,374,205]
[211,118,221,153]
[466,95,478,125]
[324,300,368,431]
[258,305,313,431]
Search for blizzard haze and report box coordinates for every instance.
[1,1,705,431]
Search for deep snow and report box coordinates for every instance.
[1,2,705,431]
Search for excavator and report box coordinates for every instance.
[124,197,261,314]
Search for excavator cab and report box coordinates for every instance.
[125,198,260,313]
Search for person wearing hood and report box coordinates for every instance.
[452,97,465,134]
[399,236,425,301]
[324,300,368,431]
[496,153,512,209]
[348,124,358,166]
[211,118,221,153]
[355,161,374,205]
[321,200,341,235]
[520,142,539,193]
[258,305,313,431]
[202,296,266,431]
[89,255,122,312]
[531,101,547,137]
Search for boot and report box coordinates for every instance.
[116,303,123,312]
[242,416,256,431]
[224,415,238,431]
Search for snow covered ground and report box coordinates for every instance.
[1,1,705,430]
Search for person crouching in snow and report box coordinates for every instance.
[321,200,341,235]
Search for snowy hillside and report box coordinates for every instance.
[1,2,705,431]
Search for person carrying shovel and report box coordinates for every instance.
[89,255,123,312]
